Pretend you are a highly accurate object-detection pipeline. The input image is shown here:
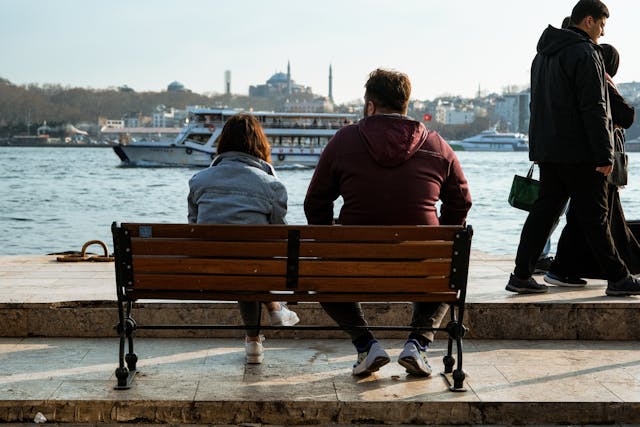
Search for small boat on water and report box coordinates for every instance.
[448,127,529,152]
[111,109,358,167]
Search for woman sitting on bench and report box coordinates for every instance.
[187,113,299,364]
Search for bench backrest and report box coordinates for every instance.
[112,223,472,303]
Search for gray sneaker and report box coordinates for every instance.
[506,273,549,294]
[606,276,640,296]
[398,339,432,376]
[352,341,390,376]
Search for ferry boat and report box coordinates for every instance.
[111,109,358,167]
[448,127,529,152]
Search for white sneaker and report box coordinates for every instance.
[352,340,390,376]
[269,303,300,326]
[398,339,432,376]
[245,338,264,364]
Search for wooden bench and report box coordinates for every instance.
[111,222,473,391]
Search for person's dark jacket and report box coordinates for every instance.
[609,80,635,130]
[529,25,614,166]
[304,114,472,226]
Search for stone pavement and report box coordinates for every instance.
[2,337,640,424]
[2,254,640,424]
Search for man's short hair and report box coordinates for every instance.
[364,69,411,114]
[571,0,609,24]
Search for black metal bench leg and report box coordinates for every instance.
[125,302,138,371]
[440,306,467,392]
[114,301,137,390]
[442,305,456,373]
[451,337,466,392]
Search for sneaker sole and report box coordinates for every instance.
[505,284,548,294]
[398,357,432,377]
[543,276,587,287]
[246,354,264,364]
[605,289,640,296]
[352,356,390,376]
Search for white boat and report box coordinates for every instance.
[448,127,529,152]
[111,109,358,167]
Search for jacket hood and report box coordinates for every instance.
[357,114,427,168]
[211,151,277,176]
[537,25,592,56]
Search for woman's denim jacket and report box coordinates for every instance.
[188,151,287,224]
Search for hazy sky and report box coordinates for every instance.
[1,0,638,104]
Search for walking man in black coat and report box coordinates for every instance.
[507,0,640,296]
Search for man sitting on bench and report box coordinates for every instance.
[304,68,472,377]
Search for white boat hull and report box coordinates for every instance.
[114,143,324,168]
[114,144,213,167]
[449,141,528,152]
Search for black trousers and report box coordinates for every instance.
[320,301,449,345]
[514,163,629,282]
[552,186,640,279]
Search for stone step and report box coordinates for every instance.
[2,298,639,340]
[1,337,639,425]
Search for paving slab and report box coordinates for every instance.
[1,338,640,424]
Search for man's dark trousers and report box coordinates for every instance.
[514,162,629,282]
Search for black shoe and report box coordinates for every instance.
[606,276,640,296]
[544,272,587,287]
[506,274,549,294]
[534,256,554,274]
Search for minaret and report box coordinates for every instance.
[224,70,231,95]
[287,60,292,95]
[328,64,334,103]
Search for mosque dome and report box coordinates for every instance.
[167,81,186,92]
[267,72,289,85]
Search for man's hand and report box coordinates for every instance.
[596,165,613,176]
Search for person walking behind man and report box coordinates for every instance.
[304,69,472,377]
[507,0,640,296]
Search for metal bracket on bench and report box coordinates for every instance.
[286,229,300,289]
[112,222,134,296]
[449,225,473,291]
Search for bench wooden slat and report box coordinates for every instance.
[133,274,452,293]
[122,223,463,242]
[131,239,288,257]
[132,257,451,277]
[127,290,459,303]
[131,240,452,259]
[300,241,452,259]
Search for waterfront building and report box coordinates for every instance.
[435,100,475,125]
[494,91,530,133]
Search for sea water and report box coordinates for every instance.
[2,146,640,256]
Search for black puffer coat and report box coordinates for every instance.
[529,26,613,166]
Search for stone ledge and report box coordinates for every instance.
[1,301,639,340]
[0,400,637,425]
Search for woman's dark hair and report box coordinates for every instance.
[600,44,620,77]
[216,113,272,163]
[570,0,609,25]
[364,68,411,114]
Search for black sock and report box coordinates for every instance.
[408,333,430,349]
[353,332,376,352]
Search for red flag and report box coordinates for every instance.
[423,114,432,121]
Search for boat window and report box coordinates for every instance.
[186,133,210,145]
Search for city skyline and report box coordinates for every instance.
[1,0,639,104]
